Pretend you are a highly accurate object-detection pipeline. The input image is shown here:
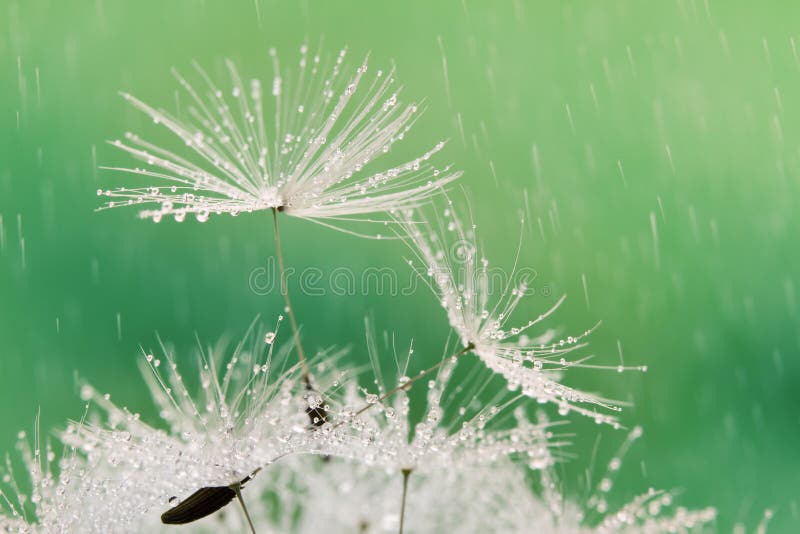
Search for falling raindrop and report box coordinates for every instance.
[581,273,590,311]
[437,35,452,107]
[35,66,41,106]
[649,211,659,271]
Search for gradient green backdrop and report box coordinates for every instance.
[1,1,798,531]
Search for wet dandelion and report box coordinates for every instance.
[398,198,647,425]
[97,45,461,230]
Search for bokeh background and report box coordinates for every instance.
[1,0,798,531]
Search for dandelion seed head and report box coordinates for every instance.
[285,432,719,534]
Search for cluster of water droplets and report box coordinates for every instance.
[275,422,719,533]
[323,350,563,474]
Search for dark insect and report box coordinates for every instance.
[304,376,329,427]
[160,485,236,525]
[306,404,328,427]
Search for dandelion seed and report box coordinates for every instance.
[398,199,640,424]
[161,468,260,532]
[161,485,237,525]
[98,46,461,232]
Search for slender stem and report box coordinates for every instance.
[398,469,412,534]
[271,208,309,381]
[338,343,475,427]
[233,485,256,534]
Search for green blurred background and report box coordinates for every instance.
[1,0,798,531]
